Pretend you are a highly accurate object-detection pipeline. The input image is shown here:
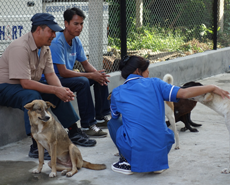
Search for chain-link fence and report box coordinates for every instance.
[0,0,229,74]
[0,0,108,71]
[105,0,214,73]
[104,0,230,73]
[217,0,230,48]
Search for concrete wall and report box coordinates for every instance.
[1,47,230,147]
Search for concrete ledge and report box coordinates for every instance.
[1,47,230,147]
[0,106,25,147]
[107,47,230,91]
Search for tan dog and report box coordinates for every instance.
[163,74,179,149]
[190,89,230,174]
[24,100,106,178]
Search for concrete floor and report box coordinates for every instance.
[1,73,230,185]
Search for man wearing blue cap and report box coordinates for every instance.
[0,13,96,160]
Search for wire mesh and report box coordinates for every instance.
[0,0,108,71]
[0,1,229,74]
[104,0,217,73]
[217,0,230,48]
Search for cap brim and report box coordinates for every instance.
[48,24,63,32]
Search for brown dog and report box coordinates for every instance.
[166,81,202,132]
[24,100,106,178]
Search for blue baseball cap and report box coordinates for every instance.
[31,13,63,32]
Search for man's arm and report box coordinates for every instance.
[44,72,62,87]
[20,72,75,102]
[81,60,97,72]
[56,60,110,86]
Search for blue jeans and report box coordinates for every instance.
[107,117,123,153]
[0,83,79,135]
[59,76,110,128]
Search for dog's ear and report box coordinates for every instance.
[45,101,56,109]
[107,92,112,100]
[24,102,35,110]
[203,93,213,102]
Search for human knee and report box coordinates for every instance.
[107,117,120,131]
[23,90,41,103]
[79,76,90,86]
[107,119,112,130]
[75,77,90,91]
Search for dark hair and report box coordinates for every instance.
[31,24,47,33]
[119,55,150,79]
[64,7,86,23]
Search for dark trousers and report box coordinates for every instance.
[0,83,79,135]
[59,76,110,128]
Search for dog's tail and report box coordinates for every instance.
[163,74,173,84]
[83,160,106,170]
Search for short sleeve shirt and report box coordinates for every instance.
[0,32,54,84]
[110,74,180,172]
[49,32,87,76]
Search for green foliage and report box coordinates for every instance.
[217,0,230,47]
[108,36,120,50]
[106,0,219,53]
[109,20,185,52]
[105,0,120,38]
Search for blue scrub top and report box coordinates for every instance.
[110,74,180,172]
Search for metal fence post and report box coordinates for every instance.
[88,0,104,69]
[213,0,218,50]
[120,0,127,58]
[136,0,143,28]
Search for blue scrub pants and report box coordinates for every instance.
[108,117,173,156]
[0,83,79,135]
[107,117,123,153]
[59,76,110,128]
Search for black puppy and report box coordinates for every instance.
[166,81,203,132]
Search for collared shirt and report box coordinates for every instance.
[110,74,180,172]
[49,32,87,77]
[0,32,54,84]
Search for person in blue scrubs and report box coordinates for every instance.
[108,55,230,175]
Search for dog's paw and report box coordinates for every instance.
[180,127,188,132]
[49,172,57,178]
[174,146,180,150]
[190,128,199,132]
[61,170,68,176]
[221,168,230,174]
[32,169,41,174]
[66,172,74,177]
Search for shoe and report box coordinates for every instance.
[28,145,51,160]
[68,129,97,147]
[153,169,166,174]
[82,124,107,138]
[96,115,111,128]
[111,157,133,175]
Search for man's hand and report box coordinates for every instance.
[91,69,110,86]
[54,87,75,102]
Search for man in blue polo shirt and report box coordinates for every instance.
[49,7,111,138]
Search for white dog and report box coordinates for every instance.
[163,74,180,149]
[190,90,230,173]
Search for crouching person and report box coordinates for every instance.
[108,55,230,174]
